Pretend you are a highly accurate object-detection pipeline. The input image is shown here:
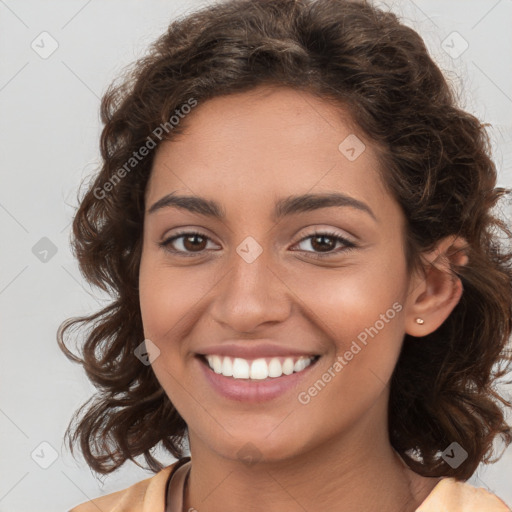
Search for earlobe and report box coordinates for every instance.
[405,235,468,337]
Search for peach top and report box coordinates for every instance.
[68,457,511,512]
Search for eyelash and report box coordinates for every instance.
[158,229,357,259]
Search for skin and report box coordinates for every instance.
[139,85,468,512]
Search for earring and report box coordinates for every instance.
[415,317,424,325]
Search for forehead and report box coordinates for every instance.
[146,86,389,213]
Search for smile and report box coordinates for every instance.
[203,354,319,380]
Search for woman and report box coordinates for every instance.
[60,0,512,510]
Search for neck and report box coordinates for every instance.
[182,409,441,512]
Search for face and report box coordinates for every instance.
[139,85,412,464]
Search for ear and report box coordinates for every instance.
[404,235,469,337]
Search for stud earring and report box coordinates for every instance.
[415,317,424,325]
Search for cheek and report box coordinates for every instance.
[139,250,212,343]
[138,254,203,407]
[294,258,406,344]
[287,258,408,404]
[287,268,406,435]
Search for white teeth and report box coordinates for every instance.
[250,358,269,380]
[232,357,250,379]
[268,358,282,378]
[221,356,233,377]
[204,354,316,380]
[294,358,306,372]
[211,355,222,374]
[282,358,294,375]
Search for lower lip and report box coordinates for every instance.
[197,356,319,403]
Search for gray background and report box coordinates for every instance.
[0,0,511,510]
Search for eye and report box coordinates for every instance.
[291,230,357,258]
[159,230,218,257]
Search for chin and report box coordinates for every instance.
[209,431,307,466]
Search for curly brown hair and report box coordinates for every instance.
[58,0,512,479]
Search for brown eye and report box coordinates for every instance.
[310,234,337,252]
[159,231,216,256]
[181,233,208,252]
[292,231,357,258]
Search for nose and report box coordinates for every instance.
[209,244,292,333]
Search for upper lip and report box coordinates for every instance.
[196,343,320,359]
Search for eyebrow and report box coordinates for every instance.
[147,191,377,222]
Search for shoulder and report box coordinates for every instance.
[68,461,180,512]
[417,477,511,512]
